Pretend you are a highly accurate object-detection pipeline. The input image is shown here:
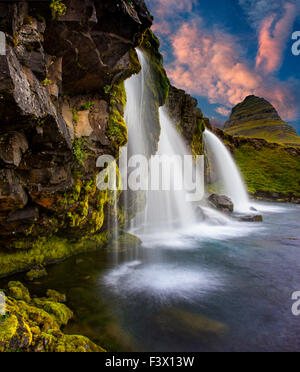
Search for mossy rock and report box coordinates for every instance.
[0,282,105,352]
[46,289,66,303]
[25,265,48,282]
[0,232,109,278]
[7,281,31,303]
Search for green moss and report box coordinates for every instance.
[0,283,105,352]
[72,108,79,124]
[191,118,206,156]
[46,290,66,303]
[140,29,169,106]
[79,100,94,111]
[0,232,108,278]
[72,138,87,165]
[7,282,31,303]
[25,265,48,282]
[104,85,112,94]
[106,82,128,151]
[33,299,73,326]
[50,0,67,20]
[41,78,52,87]
[0,314,19,351]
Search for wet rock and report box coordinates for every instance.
[7,281,31,302]
[208,194,234,213]
[46,289,66,304]
[250,206,258,212]
[0,169,28,212]
[75,110,93,138]
[0,0,164,276]
[238,214,263,222]
[0,132,28,166]
[166,85,205,155]
[157,309,228,336]
[25,265,48,281]
[7,206,38,223]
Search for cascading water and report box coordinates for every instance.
[203,130,250,212]
[144,106,198,230]
[123,49,199,232]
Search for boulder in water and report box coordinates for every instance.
[238,214,263,222]
[208,194,234,214]
[250,206,258,212]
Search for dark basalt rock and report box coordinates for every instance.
[208,194,234,214]
[238,214,263,222]
[166,85,206,155]
[0,0,159,272]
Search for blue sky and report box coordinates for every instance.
[145,0,300,133]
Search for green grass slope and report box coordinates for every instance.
[213,128,300,202]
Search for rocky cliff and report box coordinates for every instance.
[166,85,208,156]
[0,0,168,278]
[224,95,300,146]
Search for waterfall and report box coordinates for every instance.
[144,106,198,230]
[124,49,152,158]
[122,49,200,232]
[203,130,250,212]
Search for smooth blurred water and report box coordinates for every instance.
[204,130,250,213]
[7,202,300,352]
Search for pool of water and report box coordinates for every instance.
[5,202,300,352]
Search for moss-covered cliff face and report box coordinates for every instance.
[0,0,164,277]
[224,95,300,147]
[212,128,300,203]
[166,85,207,156]
[139,29,169,156]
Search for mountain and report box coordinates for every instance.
[224,95,300,146]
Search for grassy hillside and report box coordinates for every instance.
[224,95,300,147]
[212,128,300,202]
[225,119,300,146]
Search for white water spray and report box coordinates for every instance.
[203,130,250,212]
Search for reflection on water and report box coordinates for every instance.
[3,202,300,352]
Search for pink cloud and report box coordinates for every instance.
[256,2,297,74]
[166,21,298,121]
[216,107,231,117]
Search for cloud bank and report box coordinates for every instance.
[147,0,299,121]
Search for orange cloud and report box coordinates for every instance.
[166,21,298,121]
[256,2,297,74]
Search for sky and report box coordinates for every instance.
[145,0,300,132]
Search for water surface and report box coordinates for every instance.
[7,202,300,352]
